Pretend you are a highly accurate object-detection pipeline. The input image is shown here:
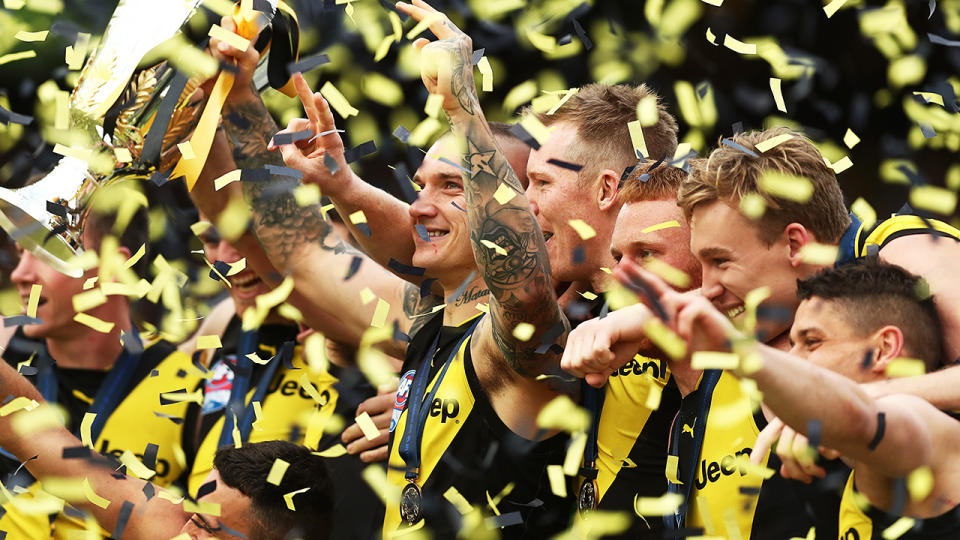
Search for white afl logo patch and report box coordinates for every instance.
[390,370,417,432]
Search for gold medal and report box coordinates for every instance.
[400,481,423,525]
[578,477,598,516]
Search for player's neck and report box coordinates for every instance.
[48,319,131,370]
[441,275,489,327]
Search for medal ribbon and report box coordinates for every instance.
[37,326,144,443]
[581,380,605,473]
[665,369,721,531]
[216,330,288,449]
[398,317,482,481]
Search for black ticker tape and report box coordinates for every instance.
[286,53,330,75]
[867,411,886,450]
[343,140,377,163]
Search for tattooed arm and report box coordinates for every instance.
[398,1,568,377]
[201,23,440,354]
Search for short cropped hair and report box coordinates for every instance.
[214,441,334,540]
[796,259,942,371]
[677,127,850,245]
[616,161,693,204]
[534,83,679,181]
[83,204,150,278]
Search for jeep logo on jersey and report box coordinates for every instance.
[609,357,666,381]
[99,440,171,478]
[841,529,860,540]
[391,370,417,432]
[428,398,459,423]
[694,447,753,490]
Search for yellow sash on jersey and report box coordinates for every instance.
[384,336,476,534]
[856,215,960,257]
[687,371,768,540]
[838,471,873,540]
[187,345,339,495]
[595,355,671,499]
[0,346,201,539]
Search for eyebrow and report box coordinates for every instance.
[412,172,462,184]
[697,246,731,259]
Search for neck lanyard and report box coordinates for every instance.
[36,326,143,443]
[665,369,721,531]
[398,317,481,481]
[217,330,289,449]
[577,380,606,515]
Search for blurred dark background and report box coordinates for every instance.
[1,0,958,329]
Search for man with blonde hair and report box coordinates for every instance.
[678,126,960,386]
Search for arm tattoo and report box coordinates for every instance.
[402,283,444,338]
[450,103,566,375]
[221,98,283,170]
[227,98,356,266]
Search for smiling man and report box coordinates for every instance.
[0,201,206,538]
[200,6,573,537]
[0,357,333,540]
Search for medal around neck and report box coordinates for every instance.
[578,477,598,516]
[400,482,423,525]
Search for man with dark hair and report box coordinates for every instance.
[0,357,333,539]
[0,199,206,537]
[565,260,960,539]
[676,127,960,397]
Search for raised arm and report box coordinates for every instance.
[270,86,424,285]
[0,362,189,538]
[201,19,439,356]
[399,0,567,375]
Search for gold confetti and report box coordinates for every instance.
[770,78,787,112]
[477,56,493,92]
[493,182,517,205]
[634,493,683,515]
[177,141,196,160]
[72,288,107,313]
[444,487,474,515]
[120,450,156,480]
[213,169,242,191]
[73,313,115,333]
[844,128,861,148]
[798,243,839,265]
[885,358,925,378]
[208,23,250,52]
[283,487,310,511]
[371,298,390,328]
[910,185,957,215]
[537,395,590,432]
[320,81,359,118]
[580,291,598,300]
[828,155,853,174]
[641,220,681,234]
[907,466,934,502]
[568,219,597,240]
[355,411,380,441]
[627,120,649,158]
[480,239,508,256]
[755,133,794,153]
[196,335,223,350]
[503,80,538,112]
[547,465,567,498]
[267,459,290,485]
[691,352,740,370]
[758,171,814,202]
[851,197,877,229]
[644,257,691,289]
[519,114,552,145]
[701,0,722,5]
[0,50,37,65]
[823,0,848,17]
[82,478,110,509]
[643,318,687,360]
[723,35,756,55]
[14,30,48,42]
[882,517,915,539]
[314,444,348,458]
[512,322,535,341]
[0,397,39,417]
[27,284,41,318]
[665,455,682,484]
[114,148,132,162]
